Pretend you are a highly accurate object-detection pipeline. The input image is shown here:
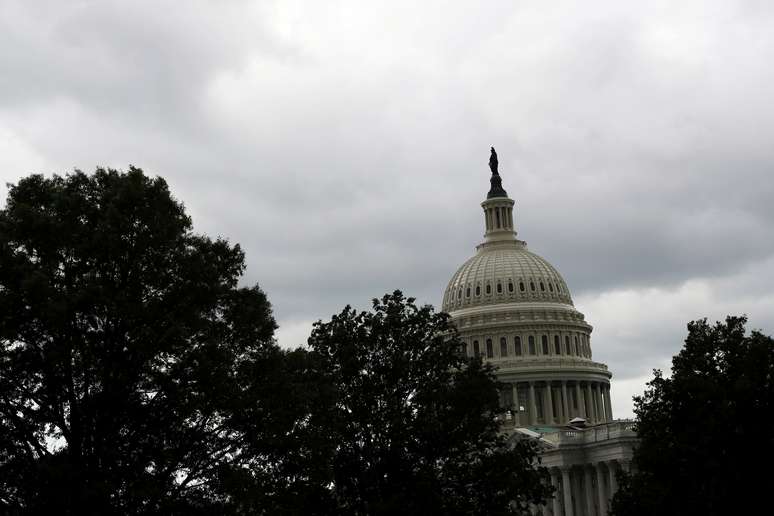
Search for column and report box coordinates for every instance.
[561,468,574,516]
[586,383,594,423]
[575,383,586,419]
[512,383,521,426]
[604,385,613,421]
[595,384,603,422]
[592,383,605,422]
[583,467,595,516]
[529,382,537,426]
[607,460,618,502]
[551,471,562,516]
[561,381,569,423]
[596,463,607,516]
[546,382,555,424]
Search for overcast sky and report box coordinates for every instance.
[3,0,774,418]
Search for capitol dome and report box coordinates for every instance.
[443,242,573,311]
[443,147,612,429]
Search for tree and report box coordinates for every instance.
[0,168,295,514]
[305,291,552,516]
[611,316,774,516]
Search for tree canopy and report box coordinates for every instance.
[0,168,291,514]
[611,316,774,516]
[305,291,551,516]
[0,168,552,514]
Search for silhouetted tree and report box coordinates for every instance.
[305,291,552,516]
[0,168,295,514]
[611,316,774,516]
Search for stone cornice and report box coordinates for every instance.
[455,321,593,334]
[449,301,579,318]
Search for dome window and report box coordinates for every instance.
[486,284,491,294]
[519,281,525,292]
[466,287,470,298]
[500,337,507,357]
[549,283,554,292]
[541,335,549,355]
[539,282,545,291]
[514,336,522,356]
[497,282,502,294]
[574,336,579,355]
[508,282,514,293]
[457,289,462,300]
[486,339,493,359]
[565,336,571,355]
[475,286,481,296]
[554,335,561,355]
[473,340,480,356]
[530,281,536,291]
[528,336,536,355]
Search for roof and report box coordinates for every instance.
[442,242,573,312]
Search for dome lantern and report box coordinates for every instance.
[482,147,517,244]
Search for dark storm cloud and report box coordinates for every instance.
[3,1,774,414]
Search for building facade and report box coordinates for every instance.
[441,151,637,516]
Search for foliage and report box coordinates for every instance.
[0,168,552,514]
[0,168,289,514]
[305,291,552,516]
[611,316,774,516]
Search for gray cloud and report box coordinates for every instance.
[3,0,774,416]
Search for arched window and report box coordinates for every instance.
[519,282,525,292]
[457,289,462,300]
[565,335,571,355]
[497,282,502,294]
[486,339,494,359]
[530,281,536,291]
[508,282,514,292]
[462,342,468,356]
[486,284,491,294]
[549,282,554,292]
[514,336,522,356]
[473,340,480,356]
[554,335,561,355]
[475,285,481,296]
[500,337,507,357]
[528,336,536,355]
[466,287,470,298]
[541,335,549,355]
[540,281,545,291]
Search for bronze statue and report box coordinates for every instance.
[489,146,498,174]
[486,146,507,198]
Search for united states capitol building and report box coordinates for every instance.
[441,149,637,516]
